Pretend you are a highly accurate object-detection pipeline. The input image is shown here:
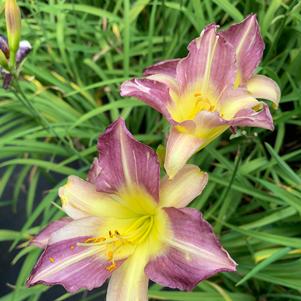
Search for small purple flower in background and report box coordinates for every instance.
[120,15,280,178]
[26,119,236,301]
[0,0,31,89]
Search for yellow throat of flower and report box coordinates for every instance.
[79,185,170,272]
[168,88,217,123]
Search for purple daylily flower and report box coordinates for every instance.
[26,118,236,301]
[120,15,281,178]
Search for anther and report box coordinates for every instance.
[49,257,55,263]
[84,237,96,243]
[84,237,106,244]
[194,92,201,97]
[109,230,113,238]
[106,262,117,272]
[107,251,113,261]
[115,230,120,236]
[70,245,75,250]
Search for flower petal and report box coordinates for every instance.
[247,74,280,107]
[220,14,264,83]
[16,40,32,64]
[219,88,259,120]
[176,24,236,99]
[120,78,173,121]
[145,207,236,291]
[49,216,102,245]
[87,157,102,184]
[160,164,208,208]
[59,176,135,220]
[26,237,123,293]
[31,217,72,248]
[95,118,160,201]
[232,103,274,130]
[143,59,180,77]
[164,126,203,179]
[106,247,149,301]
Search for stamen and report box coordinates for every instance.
[84,237,106,244]
[49,257,55,263]
[252,103,263,112]
[70,245,75,250]
[194,92,202,97]
[106,262,117,272]
[107,251,113,261]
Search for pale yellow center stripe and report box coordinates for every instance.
[166,238,233,268]
[34,247,103,281]
[236,18,253,59]
[119,125,132,185]
[202,32,218,92]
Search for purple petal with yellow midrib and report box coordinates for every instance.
[231,103,274,130]
[143,58,180,77]
[94,118,160,201]
[176,24,236,98]
[26,237,123,293]
[120,78,173,122]
[145,207,236,291]
[220,14,264,83]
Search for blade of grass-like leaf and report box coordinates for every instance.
[236,247,291,286]
[0,159,83,177]
[148,291,255,301]
[265,142,301,185]
[211,0,243,21]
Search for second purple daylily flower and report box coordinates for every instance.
[121,15,280,178]
[26,119,236,301]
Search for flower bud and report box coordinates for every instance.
[0,50,9,69]
[5,0,21,67]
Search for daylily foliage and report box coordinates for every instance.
[121,15,280,178]
[27,119,236,301]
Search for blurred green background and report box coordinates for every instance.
[0,0,301,300]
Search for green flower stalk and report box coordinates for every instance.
[5,0,21,68]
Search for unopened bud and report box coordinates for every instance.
[0,50,9,69]
[5,0,21,67]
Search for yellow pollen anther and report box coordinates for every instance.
[252,103,263,112]
[84,238,96,243]
[107,251,113,261]
[194,92,202,97]
[106,262,117,272]
[84,237,106,244]
[70,245,75,250]
[49,257,55,263]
